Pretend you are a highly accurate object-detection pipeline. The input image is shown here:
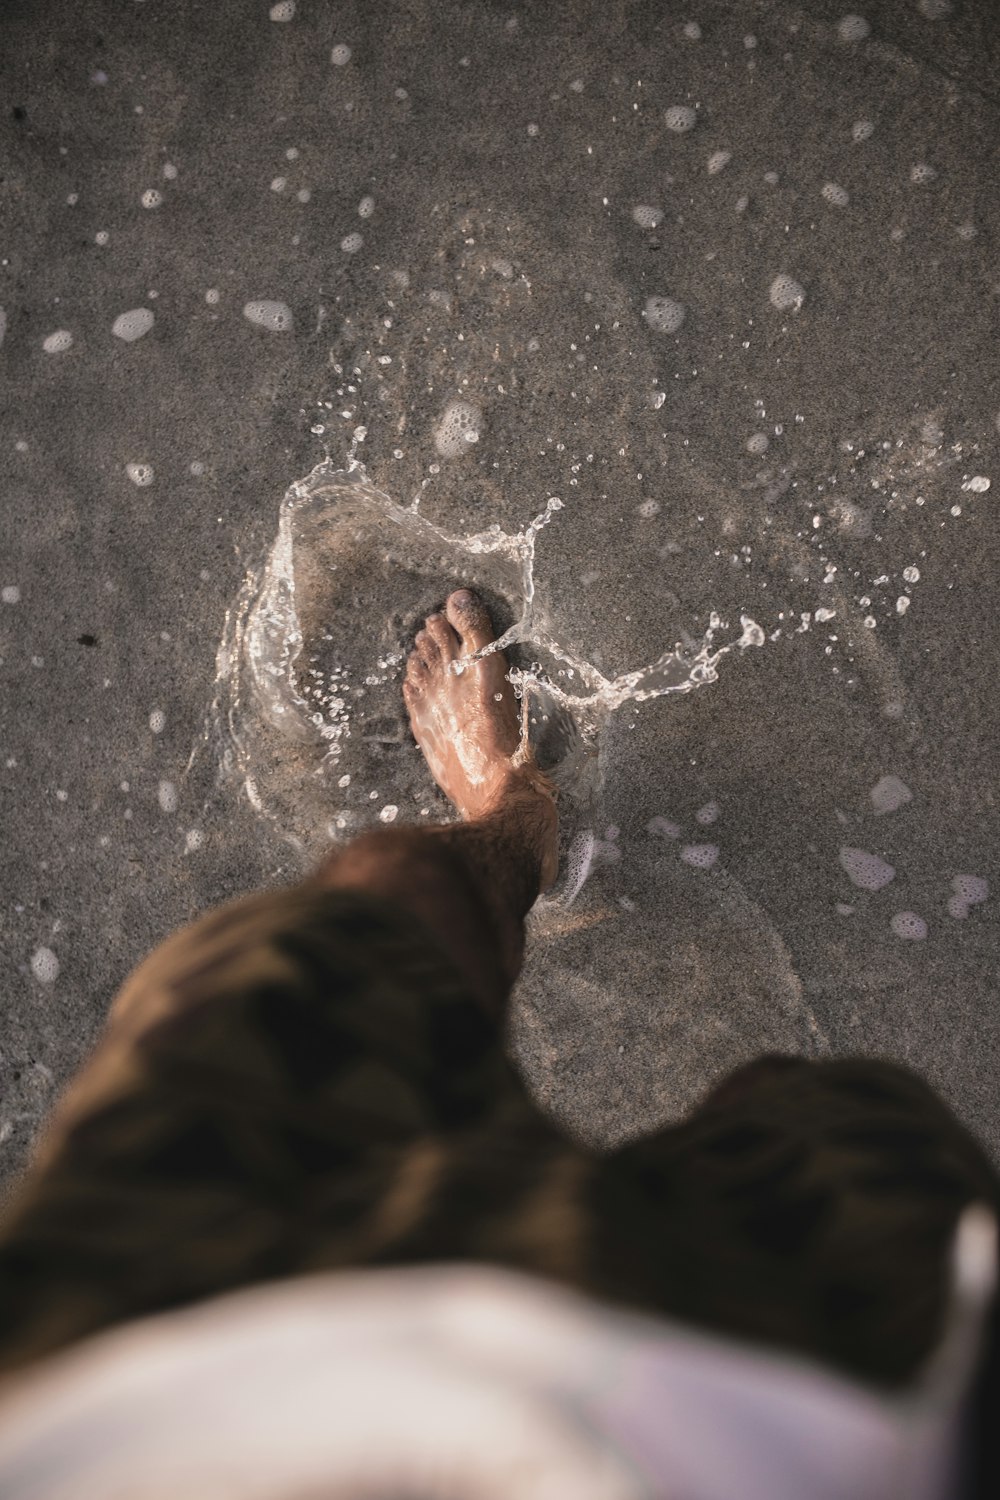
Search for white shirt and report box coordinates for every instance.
[0,1206,993,1500]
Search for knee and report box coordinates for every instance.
[313,826,466,896]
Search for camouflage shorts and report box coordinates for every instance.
[0,883,996,1388]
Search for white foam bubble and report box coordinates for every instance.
[184,829,204,853]
[643,295,686,333]
[270,176,286,192]
[695,800,720,825]
[163,162,178,180]
[296,188,311,203]
[852,119,875,142]
[910,163,937,184]
[680,843,719,869]
[647,816,681,839]
[434,399,484,458]
[746,432,769,455]
[358,195,375,218]
[665,105,697,133]
[830,499,872,538]
[870,774,912,815]
[707,150,732,175]
[890,911,927,940]
[340,232,364,253]
[822,182,850,207]
[149,708,166,733]
[206,289,220,305]
[379,804,398,822]
[141,188,163,209]
[562,830,597,903]
[126,462,154,487]
[953,874,989,905]
[31,946,59,983]
[269,0,295,19]
[683,21,702,40]
[330,43,352,65]
[839,845,895,889]
[2,586,20,605]
[838,14,871,41]
[243,300,294,331]
[42,330,73,353]
[632,204,663,229]
[112,307,154,342]
[158,779,178,813]
[769,275,805,311]
[962,476,990,493]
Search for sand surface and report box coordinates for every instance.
[2,0,999,1185]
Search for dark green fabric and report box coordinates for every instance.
[0,886,995,1398]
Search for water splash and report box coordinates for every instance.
[212,460,764,897]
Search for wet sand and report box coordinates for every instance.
[1,0,999,1184]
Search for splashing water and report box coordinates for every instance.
[212,460,764,899]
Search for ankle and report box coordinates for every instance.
[487,763,560,891]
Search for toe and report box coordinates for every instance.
[425,612,458,658]
[445,588,496,654]
[406,650,429,685]
[414,627,440,664]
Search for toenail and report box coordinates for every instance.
[450,588,475,607]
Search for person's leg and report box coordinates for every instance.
[590,1056,1000,1387]
[38,586,554,1152]
[0,588,569,1378]
[313,587,558,1015]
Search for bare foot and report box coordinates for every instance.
[404,585,560,882]
[403,588,525,820]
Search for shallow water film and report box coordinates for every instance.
[2,0,999,1163]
